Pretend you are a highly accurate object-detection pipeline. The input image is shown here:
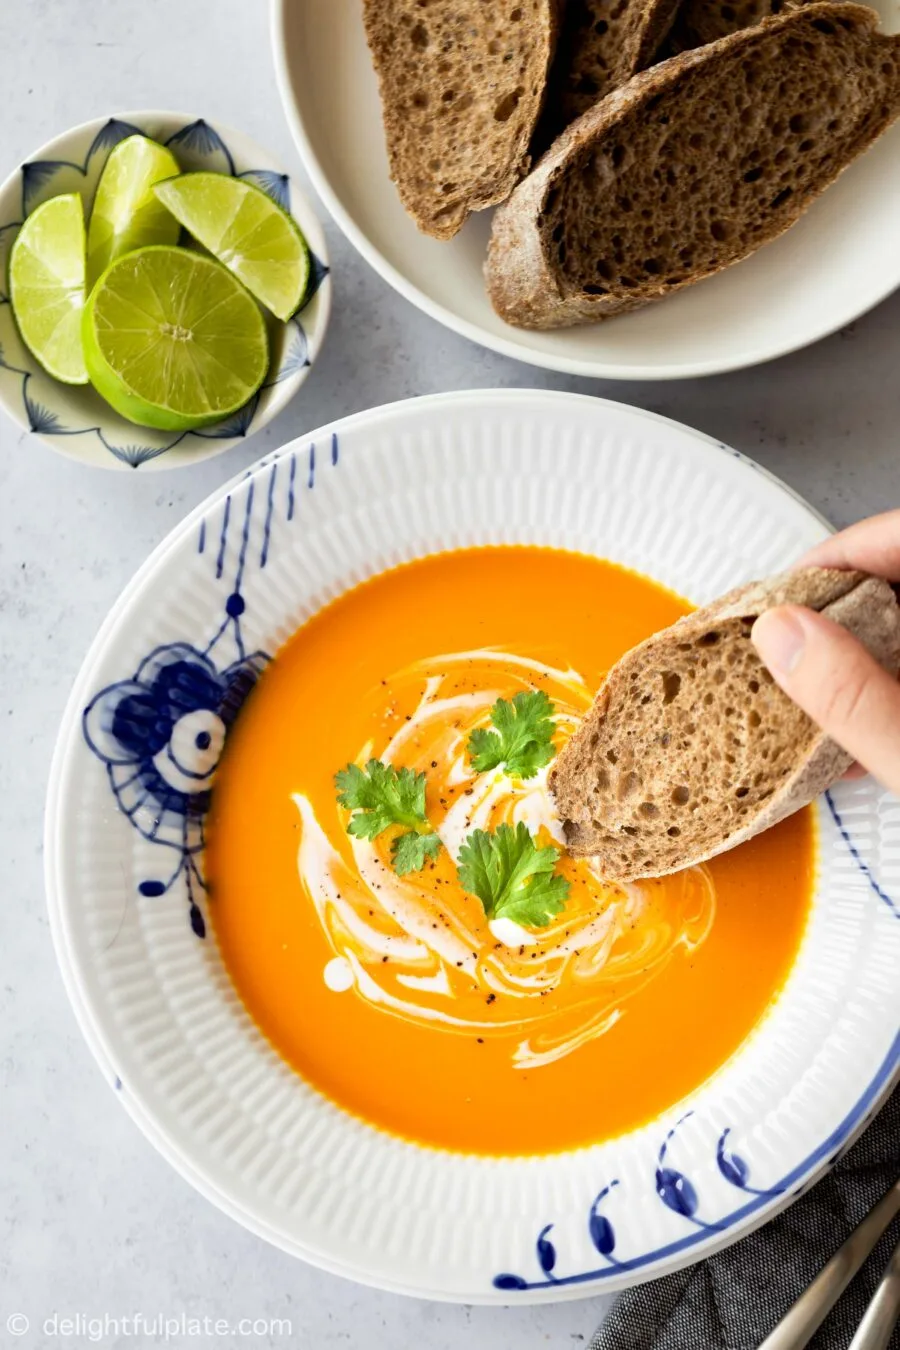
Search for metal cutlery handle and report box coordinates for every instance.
[758,1178,900,1350]
[848,1236,900,1350]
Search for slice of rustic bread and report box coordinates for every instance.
[485,4,900,328]
[363,0,560,241]
[673,0,812,51]
[539,0,682,143]
[550,568,900,881]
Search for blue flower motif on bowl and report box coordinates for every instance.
[83,642,267,936]
[0,112,331,470]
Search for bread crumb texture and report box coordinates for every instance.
[546,11,899,298]
[555,614,815,874]
[487,5,900,326]
[550,568,900,879]
[363,0,557,238]
[543,0,681,140]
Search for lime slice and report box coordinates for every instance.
[87,134,181,284]
[9,192,88,385]
[154,172,310,321]
[82,245,269,431]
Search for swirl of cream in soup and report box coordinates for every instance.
[293,649,715,1071]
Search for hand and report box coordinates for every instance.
[750,509,900,797]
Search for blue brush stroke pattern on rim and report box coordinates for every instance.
[825,790,899,920]
[495,1105,797,1288]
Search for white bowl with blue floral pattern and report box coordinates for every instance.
[0,111,330,470]
[45,390,900,1300]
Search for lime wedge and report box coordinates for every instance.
[87,134,181,284]
[9,192,88,384]
[82,245,269,431]
[154,172,310,321]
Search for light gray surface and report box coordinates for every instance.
[1,2,898,1347]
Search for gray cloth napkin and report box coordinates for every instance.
[591,1090,900,1350]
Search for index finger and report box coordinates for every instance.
[798,509,900,581]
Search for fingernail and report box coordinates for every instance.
[752,609,806,677]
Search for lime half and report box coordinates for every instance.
[82,246,269,431]
[154,172,310,321]
[9,192,88,384]
[87,134,181,284]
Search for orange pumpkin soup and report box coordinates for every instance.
[206,548,814,1155]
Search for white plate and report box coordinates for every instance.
[46,390,900,1302]
[272,0,900,381]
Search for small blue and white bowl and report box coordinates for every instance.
[0,110,331,471]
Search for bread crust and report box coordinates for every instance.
[672,0,812,52]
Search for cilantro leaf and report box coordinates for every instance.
[468,689,556,780]
[392,829,442,876]
[335,759,441,875]
[457,822,570,929]
[335,759,429,837]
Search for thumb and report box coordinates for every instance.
[751,604,900,798]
